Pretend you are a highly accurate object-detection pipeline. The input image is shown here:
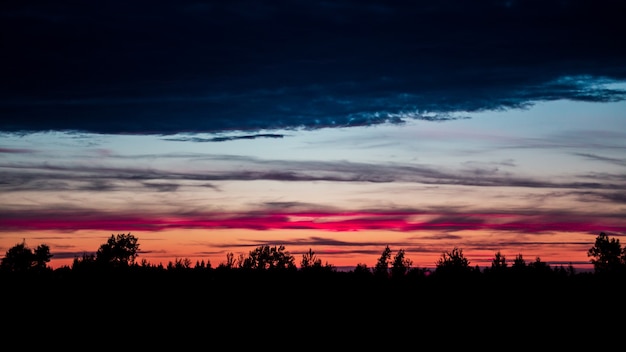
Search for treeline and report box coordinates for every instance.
[2,232,625,281]
[3,231,626,329]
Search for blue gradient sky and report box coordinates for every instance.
[1,1,625,270]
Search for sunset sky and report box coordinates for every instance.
[2,0,626,271]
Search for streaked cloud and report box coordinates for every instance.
[572,153,626,167]
[2,155,624,192]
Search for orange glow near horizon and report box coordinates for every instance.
[0,227,597,272]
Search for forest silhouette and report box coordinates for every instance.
[2,231,625,340]
[3,232,624,294]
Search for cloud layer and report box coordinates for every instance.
[2,0,626,134]
[3,210,625,235]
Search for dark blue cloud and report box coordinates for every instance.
[163,133,284,142]
[2,0,626,134]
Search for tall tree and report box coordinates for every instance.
[373,245,392,278]
[491,251,507,271]
[391,248,413,278]
[587,232,624,274]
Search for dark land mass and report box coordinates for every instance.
[2,267,624,348]
[3,233,625,346]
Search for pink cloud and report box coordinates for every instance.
[1,211,624,234]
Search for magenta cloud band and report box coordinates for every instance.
[2,211,624,234]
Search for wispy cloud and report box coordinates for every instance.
[2,156,625,193]
[572,153,626,167]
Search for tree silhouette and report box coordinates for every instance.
[241,244,296,270]
[512,253,526,270]
[373,245,392,278]
[353,263,372,277]
[435,247,471,276]
[587,232,625,274]
[528,256,551,274]
[33,244,53,270]
[299,248,334,273]
[491,251,507,270]
[300,248,322,269]
[167,258,192,270]
[217,252,237,269]
[96,233,140,268]
[0,240,52,272]
[391,248,413,279]
[194,259,210,270]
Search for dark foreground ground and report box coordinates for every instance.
[2,270,623,347]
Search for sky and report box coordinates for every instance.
[1,0,626,271]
